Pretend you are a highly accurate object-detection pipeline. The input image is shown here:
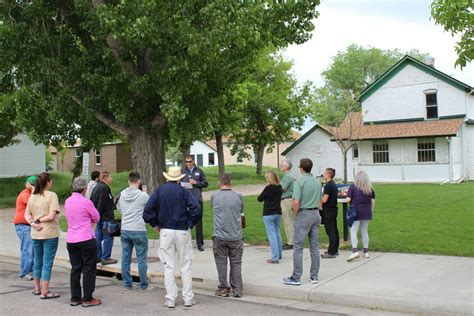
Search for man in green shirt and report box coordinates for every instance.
[283,158,322,286]
[280,159,296,250]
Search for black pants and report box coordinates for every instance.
[67,238,97,302]
[195,201,204,247]
[324,210,340,255]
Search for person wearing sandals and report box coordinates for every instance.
[346,170,376,262]
[24,172,61,299]
[257,171,283,264]
[64,177,102,307]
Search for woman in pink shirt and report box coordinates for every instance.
[64,177,101,308]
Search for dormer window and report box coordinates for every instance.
[424,90,438,119]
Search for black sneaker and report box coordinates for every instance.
[283,276,301,286]
[321,253,337,259]
[282,244,293,250]
[70,300,82,306]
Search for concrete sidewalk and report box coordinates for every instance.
[1,222,472,315]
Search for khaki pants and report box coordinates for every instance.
[280,198,294,245]
[158,229,194,302]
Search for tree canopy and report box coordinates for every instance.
[431,0,473,68]
[0,1,321,189]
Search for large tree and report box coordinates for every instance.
[230,48,310,175]
[1,1,320,190]
[431,0,473,68]
[310,45,428,182]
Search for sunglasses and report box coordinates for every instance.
[185,160,193,163]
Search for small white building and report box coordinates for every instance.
[190,141,218,167]
[283,55,474,182]
[0,134,46,178]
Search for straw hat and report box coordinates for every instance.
[163,166,185,182]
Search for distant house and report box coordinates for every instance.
[207,130,302,169]
[0,134,46,178]
[283,56,474,182]
[52,142,133,174]
[190,141,218,167]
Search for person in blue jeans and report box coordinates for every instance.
[13,175,36,280]
[90,172,117,265]
[24,172,61,298]
[258,171,283,264]
[117,172,151,290]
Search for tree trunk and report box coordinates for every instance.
[255,142,265,175]
[215,132,225,178]
[128,127,167,193]
[180,143,191,168]
[343,150,348,183]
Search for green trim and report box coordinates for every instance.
[360,55,473,102]
[364,117,424,125]
[281,124,331,156]
[439,114,465,120]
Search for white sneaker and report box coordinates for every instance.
[347,252,360,262]
[164,299,175,308]
[184,299,196,307]
[363,252,370,258]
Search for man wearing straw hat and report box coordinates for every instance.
[143,167,202,309]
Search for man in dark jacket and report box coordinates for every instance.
[143,167,202,308]
[90,171,117,265]
[181,155,208,251]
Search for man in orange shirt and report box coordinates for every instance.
[13,175,36,280]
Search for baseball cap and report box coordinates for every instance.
[26,175,37,185]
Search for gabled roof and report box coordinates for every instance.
[333,112,463,140]
[281,124,332,156]
[359,55,473,102]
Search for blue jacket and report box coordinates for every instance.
[143,182,202,231]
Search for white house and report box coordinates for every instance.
[190,141,218,167]
[0,134,46,178]
[283,55,474,182]
[282,125,357,181]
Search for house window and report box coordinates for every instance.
[196,154,203,166]
[418,138,436,162]
[208,153,215,166]
[352,144,359,159]
[373,140,389,163]
[425,92,438,119]
[95,149,101,165]
[75,149,81,158]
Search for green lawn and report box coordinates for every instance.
[0,165,275,208]
[58,182,474,257]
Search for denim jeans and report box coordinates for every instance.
[95,220,114,260]
[121,230,148,289]
[263,214,283,262]
[33,237,59,281]
[292,210,320,281]
[15,224,34,277]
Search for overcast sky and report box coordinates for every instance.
[283,0,474,132]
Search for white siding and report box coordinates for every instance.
[465,124,474,179]
[190,141,218,167]
[363,64,467,122]
[284,127,355,181]
[0,134,46,178]
[358,137,459,182]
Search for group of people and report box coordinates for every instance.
[13,154,375,308]
[257,158,376,285]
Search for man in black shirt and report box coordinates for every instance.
[321,168,339,258]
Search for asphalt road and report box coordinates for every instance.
[0,262,330,316]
